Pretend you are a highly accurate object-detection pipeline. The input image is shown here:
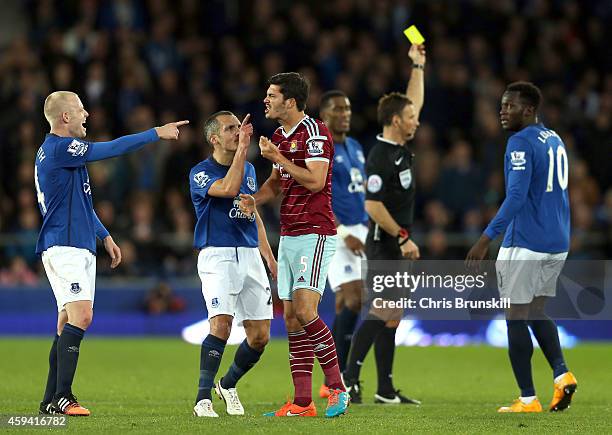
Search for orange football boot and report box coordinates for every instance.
[550,372,578,412]
[263,401,317,417]
[319,384,331,398]
[498,398,543,413]
[55,394,91,416]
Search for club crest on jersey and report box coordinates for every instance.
[70,283,81,294]
[193,171,210,188]
[510,151,526,170]
[289,141,298,153]
[247,176,256,192]
[67,139,88,157]
[306,139,324,156]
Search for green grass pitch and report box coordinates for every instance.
[1,338,611,433]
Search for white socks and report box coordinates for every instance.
[554,372,567,384]
[520,395,537,404]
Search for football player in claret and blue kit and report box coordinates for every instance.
[255,72,349,418]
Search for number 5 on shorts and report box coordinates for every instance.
[300,256,308,273]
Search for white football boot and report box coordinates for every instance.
[215,379,245,415]
[193,399,219,417]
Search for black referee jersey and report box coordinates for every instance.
[364,134,416,261]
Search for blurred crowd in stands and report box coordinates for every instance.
[0,0,610,284]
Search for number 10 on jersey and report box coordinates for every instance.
[546,146,568,192]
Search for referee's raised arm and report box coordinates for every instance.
[405,44,426,118]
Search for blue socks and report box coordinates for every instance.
[220,339,263,389]
[333,307,359,372]
[528,318,569,378]
[196,335,226,402]
[506,320,535,397]
[55,324,85,398]
[43,334,59,403]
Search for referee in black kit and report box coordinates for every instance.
[343,43,425,405]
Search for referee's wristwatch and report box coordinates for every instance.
[397,228,410,246]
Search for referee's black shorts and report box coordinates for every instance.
[366,231,402,261]
[364,230,410,318]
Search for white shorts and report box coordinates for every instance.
[495,246,568,304]
[197,246,273,326]
[328,223,368,292]
[41,246,96,312]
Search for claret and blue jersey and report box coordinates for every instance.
[331,137,368,226]
[484,123,570,253]
[189,158,259,249]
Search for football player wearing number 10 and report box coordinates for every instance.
[35,91,188,416]
[466,82,577,413]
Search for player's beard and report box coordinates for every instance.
[268,105,286,123]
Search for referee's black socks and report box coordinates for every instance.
[55,324,85,398]
[375,326,397,394]
[506,320,535,397]
[344,316,385,381]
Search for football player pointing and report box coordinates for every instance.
[190,111,276,417]
[36,91,187,416]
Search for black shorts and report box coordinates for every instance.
[366,230,402,261]
[365,228,410,319]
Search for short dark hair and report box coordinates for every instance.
[506,81,542,110]
[267,72,310,111]
[320,90,347,112]
[377,92,413,127]
[203,110,234,146]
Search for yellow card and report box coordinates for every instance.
[403,25,425,45]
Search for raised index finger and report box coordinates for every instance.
[173,120,190,127]
[241,113,251,127]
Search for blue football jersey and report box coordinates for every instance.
[35,134,98,254]
[484,123,570,253]
[190,158,259,249]
[331,137,368,226]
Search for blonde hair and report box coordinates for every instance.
[43,91,79,126]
